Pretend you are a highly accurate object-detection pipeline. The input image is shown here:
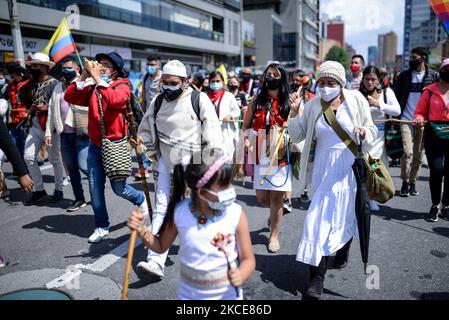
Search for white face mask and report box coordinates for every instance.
[201,187,237,211]
[318,85,341,102]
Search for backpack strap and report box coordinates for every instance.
[191,89,201,122]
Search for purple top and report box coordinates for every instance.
[60,91,75,133]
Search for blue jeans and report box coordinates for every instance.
[87,143,144,228]
[9,123,26,158]
[60,133,89,202]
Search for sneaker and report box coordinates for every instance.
[425,205,439,222]
[88,227,109,243]
[51,190,63,203]
[137,260,164,278]
[283,199,292,215]
[369,200,380,212]
[0,256,6,269]
[63,177,70,186]
[400,182,410,197]
[441,206,449,221]
[305,276,324,300]
[66,200,87,212]
[24,190,48,206]
[409,183,419,196]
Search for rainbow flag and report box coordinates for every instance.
[429,0,449,35]
[43,17,77,64]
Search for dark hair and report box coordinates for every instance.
[61,55,78,65]
[411,47,429,63]
[10,66,29,80]
[4,62,19,74]
[291,69,307,78]
[255,63,290,118]
[161,149,235,232]
[147,54,161,62]
[360,66,381,97]
[209,71,225,82]
[228,76,240,84]
[352,54,365,65]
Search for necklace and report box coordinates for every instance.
[189,201,223,228]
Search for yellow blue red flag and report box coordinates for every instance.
[43,17,77,63]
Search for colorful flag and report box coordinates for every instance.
[43,17,77,64]
[429,0,449,35]
[217,64,228,85]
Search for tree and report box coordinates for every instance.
[325,46,349,69]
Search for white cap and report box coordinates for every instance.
[162,60,187,78]
[26,52,55,69]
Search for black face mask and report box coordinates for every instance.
[241,76,251,83]
[30,68,42,79]
[265,76,282,90]
[440,71,449,83]
[162,86,183,102]
[228,84,239,92]
[290,83,301,92]
[409,58,423,71]
[63,71,77,83]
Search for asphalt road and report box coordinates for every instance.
[1,160,448,300]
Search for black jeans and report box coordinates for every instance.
[424,124,449,206]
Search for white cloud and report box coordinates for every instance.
[321,0,405,60]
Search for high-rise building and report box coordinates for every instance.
[368,46,378,66]
[0,0,245,80]
[326,16,344,47]
[403,0,448,68]
[244,0,320,72]
[346,43,356,61]
[378,31,398,71]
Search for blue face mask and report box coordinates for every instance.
[0,79,5,86]
[209,82,223,91]
[100,74,110,83]
[147,65,157,75]
[63,67,75,73]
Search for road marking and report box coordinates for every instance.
[45,237,142,289]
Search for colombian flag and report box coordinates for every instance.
[43,17,77,64]
[429,0,449,35]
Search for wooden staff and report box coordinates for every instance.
[121,99,153,301]
[260,128,285,186]
[373,119,427,124]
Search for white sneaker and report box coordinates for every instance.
[88,227,109,243]
[369,200,380,212]
[137,260,164,278]
[63,177,70,186]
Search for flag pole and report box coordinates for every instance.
[75,47,84,68]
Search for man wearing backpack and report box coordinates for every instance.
[64,52,148,243]
[134,60,223,278]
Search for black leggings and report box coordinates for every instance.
[424,124,449,206]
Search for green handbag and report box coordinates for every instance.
[429,122,449,140]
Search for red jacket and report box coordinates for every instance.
[8,79,29,126]
[64,78,130,146]
[415,83,449,122]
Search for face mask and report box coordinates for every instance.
[409,58,423,70]
[0,79,5,86]
[318,85,341,102]
[440,71,449,83]
[265,76,282,90]
[30,68,42,79]
[147,65,157,75]
[5,75,11,82]
[241,75,251,83]
[202,187,237,211]
[209,82,223,91]
[161,84,183,102]
[228,84,239,92]
[100,74,110,83]
[62,68,77,83]
[290,83,301,92]
[350,64,362,73]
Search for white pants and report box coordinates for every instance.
[147,155,171,268]
[24,124,64,192]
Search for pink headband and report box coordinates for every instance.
[196,156,228,189]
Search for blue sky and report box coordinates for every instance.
[321,0,405,60]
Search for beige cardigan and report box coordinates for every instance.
[287,88,378,193]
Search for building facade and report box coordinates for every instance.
[0,0,245,85]
[244,0,320,72]
[403,0,447,68]
[368,46,378,66]
[378,31,397,71]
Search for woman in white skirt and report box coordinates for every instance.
[242,63,291,253]
[288,61,377,299]
[207,71,241,158]
[359,66,400,211]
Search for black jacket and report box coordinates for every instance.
[0,120,28,177]
[393,66,440,117]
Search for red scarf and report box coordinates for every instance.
[207,89,225,116]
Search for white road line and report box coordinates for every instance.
[45,237,142,289]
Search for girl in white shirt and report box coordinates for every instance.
[128,150,255,300]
